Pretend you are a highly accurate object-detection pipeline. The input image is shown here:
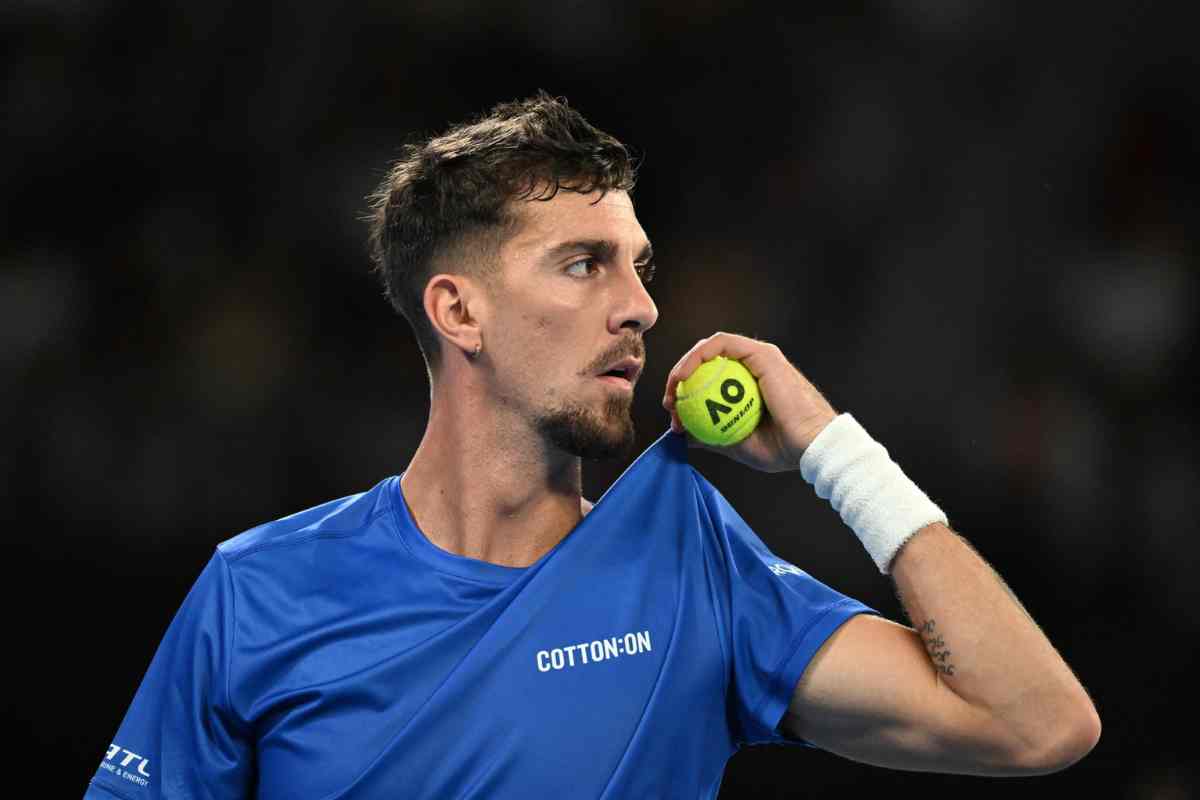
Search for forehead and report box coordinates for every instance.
[502,189,646,258]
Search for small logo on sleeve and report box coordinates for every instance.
[100,743,151,787]
[768,561,805,577]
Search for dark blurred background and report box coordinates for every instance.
[5,1,1198,797]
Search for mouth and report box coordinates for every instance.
[595,357,643,391]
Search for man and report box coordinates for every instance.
[85,93,1099,799]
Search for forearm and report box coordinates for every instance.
[889,522,1101,764]
[796,412,1100,769]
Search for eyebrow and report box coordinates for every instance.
[543,238,654,264]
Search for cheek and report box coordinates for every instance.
[518,309,568,338]
[506,314,564,367]
[520,316,583,389]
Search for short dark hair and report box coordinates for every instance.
[365,92,637,373]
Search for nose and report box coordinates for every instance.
[610,261,659,334]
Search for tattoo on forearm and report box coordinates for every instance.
[918,619,956,677]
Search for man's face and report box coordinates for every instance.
[483,188,658,461]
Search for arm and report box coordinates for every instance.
[663,332,1100,775]
[84,551,254,798]
[782,523,1100,775]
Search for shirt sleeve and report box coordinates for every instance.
[692,469,878,747]
[84,551,253,799]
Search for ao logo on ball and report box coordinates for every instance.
[705,378,745,424]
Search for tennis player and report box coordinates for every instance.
[85,93,1099,799]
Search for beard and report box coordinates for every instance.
[535,391,636,461]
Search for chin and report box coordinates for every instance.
[536,394,636,461]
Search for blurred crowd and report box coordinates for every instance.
[4,1,1197,797]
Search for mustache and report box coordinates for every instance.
[589,339,645,373]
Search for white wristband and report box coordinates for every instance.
[798,413,947,574]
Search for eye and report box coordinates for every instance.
[636,261,656,284]
[565,257,597,278]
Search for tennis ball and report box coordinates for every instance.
[674,356,762,446]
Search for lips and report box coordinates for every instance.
[597,375,632,393]
[596,357,643,384]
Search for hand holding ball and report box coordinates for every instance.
[674,356,763,446]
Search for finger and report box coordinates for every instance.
[663,333,728,408]
[662,331,771,408]
[672,331,771,382]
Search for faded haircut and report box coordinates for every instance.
[365,92,637,373]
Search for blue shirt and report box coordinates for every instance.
[86,430,875,799]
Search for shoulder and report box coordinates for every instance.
[218,477,396,563]
[209,478,405,650]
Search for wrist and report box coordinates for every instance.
[793,411,838,463]
[799,413,947,574]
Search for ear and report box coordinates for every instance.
[424,273,486,358]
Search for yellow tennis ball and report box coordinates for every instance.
[674,356,762,446]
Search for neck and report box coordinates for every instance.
[399,377,585,568]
